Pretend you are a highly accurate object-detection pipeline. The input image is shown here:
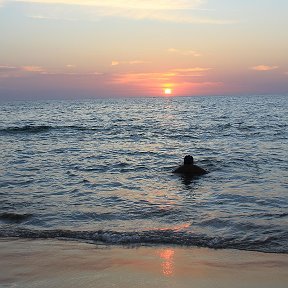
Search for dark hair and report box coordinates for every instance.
[184,155,194,164]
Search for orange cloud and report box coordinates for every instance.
[112,72,169,84]
[108,61,220,96]
[111,70,222,96]
[171,67,211,73]
[22,66,45,73]
[251,65,279,71]
[112,66,211,84]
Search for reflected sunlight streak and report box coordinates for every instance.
[159,249,175,277]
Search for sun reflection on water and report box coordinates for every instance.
[158,249,175,277]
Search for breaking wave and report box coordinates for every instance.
[1,228,287,254]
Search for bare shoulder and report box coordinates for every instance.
[173,165,185,174]
[192,164,208,175]
[173,164,207,176]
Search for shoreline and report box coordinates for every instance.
[1,238,288,288]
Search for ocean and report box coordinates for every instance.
[0,95,287,253]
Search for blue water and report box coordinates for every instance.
[0,95,287,253]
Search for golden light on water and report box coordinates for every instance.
[159,249,175,276]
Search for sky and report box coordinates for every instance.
[0,0,288,100]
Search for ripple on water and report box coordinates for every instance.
[0,95,287,253]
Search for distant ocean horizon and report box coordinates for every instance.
[0,94,287,253]
[1,93,287,103]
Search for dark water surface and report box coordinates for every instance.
[0,95,287,253]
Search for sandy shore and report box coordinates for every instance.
[1,238,287,288]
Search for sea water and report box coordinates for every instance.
[0,95,287,253]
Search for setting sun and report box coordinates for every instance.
[164,88,172,95]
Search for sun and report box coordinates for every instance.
[164,88,172,95]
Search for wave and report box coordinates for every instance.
[0,125,92,134]
[0,213,32,223]
[0,124,128,135]
[0,228,287,254]
[1,125,52,133]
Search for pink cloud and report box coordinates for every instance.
[251,65,279,71]
[22,66,46,73]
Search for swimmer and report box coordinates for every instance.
[173,155,208,176]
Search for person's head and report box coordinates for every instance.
[184,155,194,165]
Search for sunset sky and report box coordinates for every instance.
[0,0,288,100]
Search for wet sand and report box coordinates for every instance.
[1,238,287,288]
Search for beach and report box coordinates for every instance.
[1,96,287,287]
[1,238,287,288]
[1,0,288,285]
